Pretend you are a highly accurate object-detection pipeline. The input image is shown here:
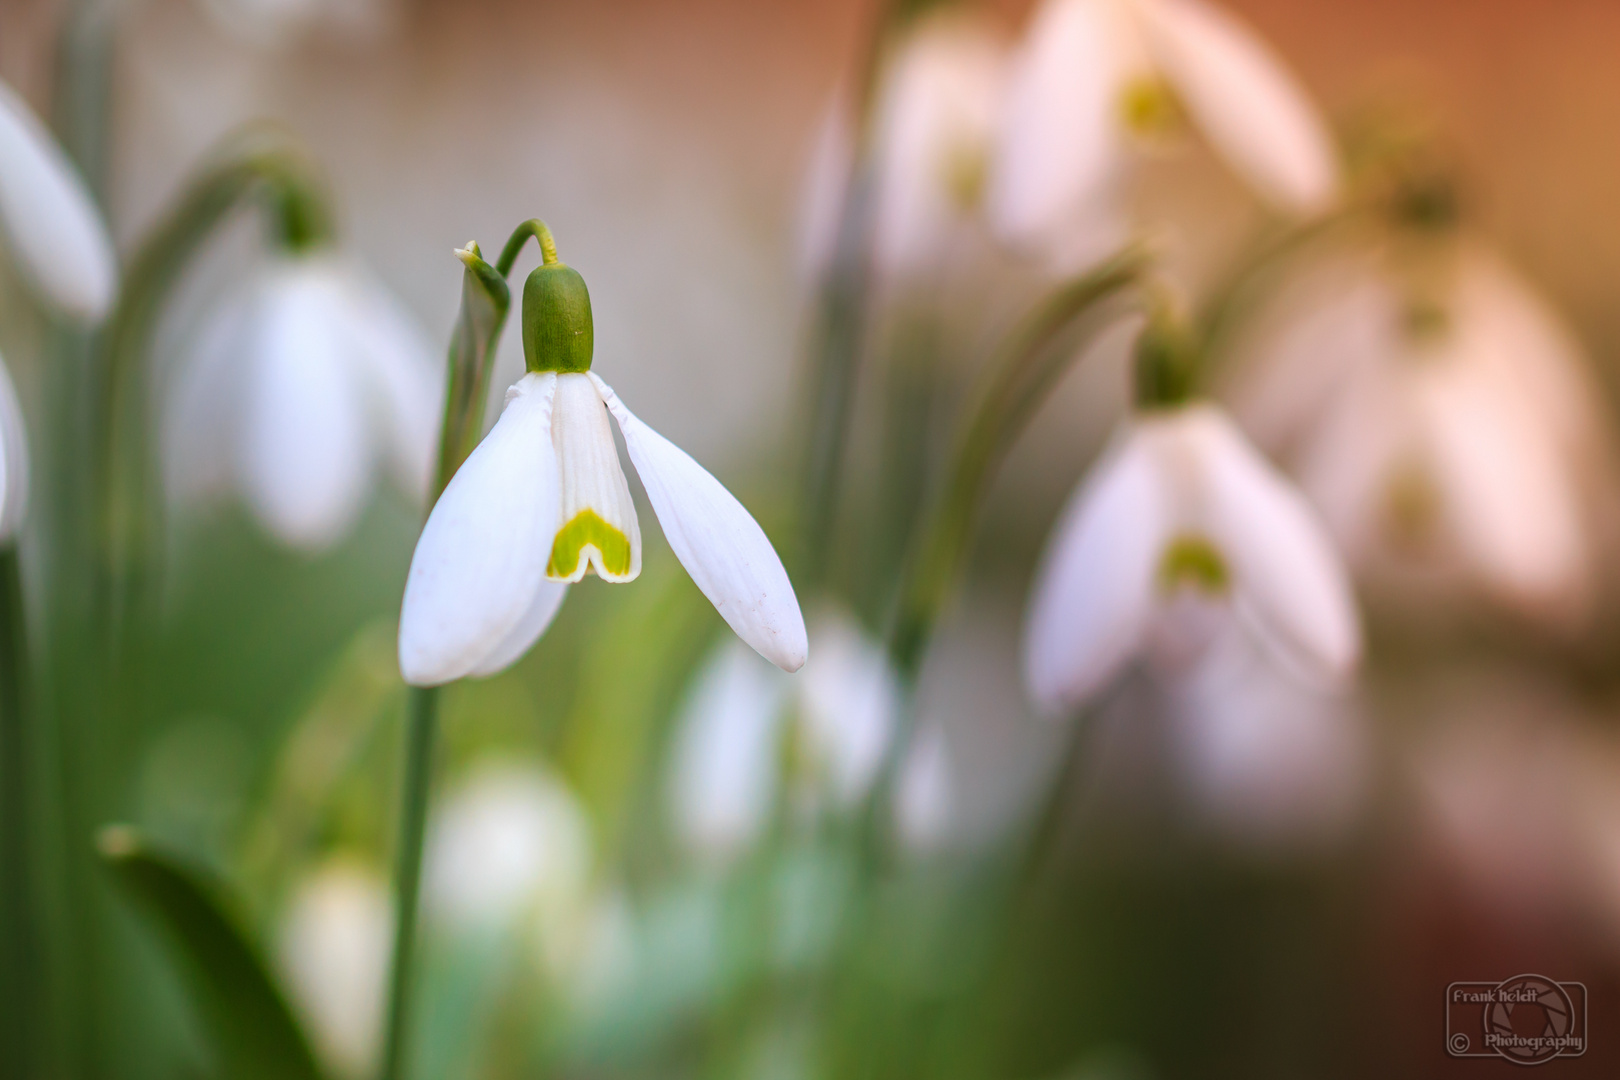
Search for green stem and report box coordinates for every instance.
[91,132,333,633]
[862,247,1149,865]
[495,218,560,276]
[378,685,437,1080]
[0,545,37,1079]
[1194,205,1361,371]
[794,0,940,591]
[378,233,517,1080]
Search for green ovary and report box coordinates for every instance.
[1119,76,1187,141]
[1157,534,1230,595]
[547,509,634,580]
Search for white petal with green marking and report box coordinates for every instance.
[592,373,807,673]
[1134,0,1336,214]
[547,373,641,583]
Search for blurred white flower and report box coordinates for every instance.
[989,0,1336,265]
[895,722,954,854]
[0,355,29,542]
[1165,618,1366,846]
[669,637,790,860]
[276,858,393,1080]
[423,761,592,932]
[668,609,903,863]
[797,19,1006,285]
[0,79,117,321]
[1228,243,1602,619]
[398,370,806,685]
[1024,402,1359,713]
[165,252,441,551]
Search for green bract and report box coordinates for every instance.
[522,262,594,374]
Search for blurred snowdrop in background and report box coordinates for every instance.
[988,0,1337,271]
[1229,238,1609,621]
[276,858,393,1080]
[164,252,440,550]
[0,78,117,320]
[1024,399,1359,713]
[10,1,1620,1078]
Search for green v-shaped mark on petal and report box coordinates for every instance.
[548,509,634,581]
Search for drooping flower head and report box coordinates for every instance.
[166,252,441,551]
[799,15,1009,285]
[666,609,904,864]
[0,79,118,321]
[1227,238,1605,621]
[1024,315,1359,712]
[989,0,1337,266]
[398,232,808,685]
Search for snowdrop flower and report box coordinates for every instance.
[0,355,29,542]
[1164,619,1365,846]
[668,609,898,862]
[398,240,807,685]
[989,0,1336,263]
[165,252,440,551]
[276,859,393,1080]
[1025,336,1359,713]
[1228,243,1602,618]
[799,17,1007,283]
[422,761,591,932]
[0,80,117,320]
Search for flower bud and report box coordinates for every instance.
[522,262,594,374]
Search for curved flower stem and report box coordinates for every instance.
[91,130,333,641]
[378,236,515,1080]
[0,545,38,1078]
[864,247,1151,865]
[1193,204,1363,374]
[495,218,560,275]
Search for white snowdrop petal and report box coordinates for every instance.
[798,609,899,805]
[337,270,444,505]
[397,373,559,686]
[276,861,392,1080]
[165,287,256,507]
[669,639,791,861]
[241,274,372,550]
[1135,0,1336,214]
[423,763,592,930]
[465,579,569,679]
[548,373,641,583]
[871,19,1007,277]
[1024,426,1167,712]
[592,374,807,672]
[0,355,28,540]
[0,80,117,320]
[1192,406,1360,680]
[1416,360,1586,610]
[989,0,1132,246]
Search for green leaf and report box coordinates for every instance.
[434,242,513,498]
[98,826,328,1080]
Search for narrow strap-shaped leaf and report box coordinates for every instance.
[98,827,328,1080]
